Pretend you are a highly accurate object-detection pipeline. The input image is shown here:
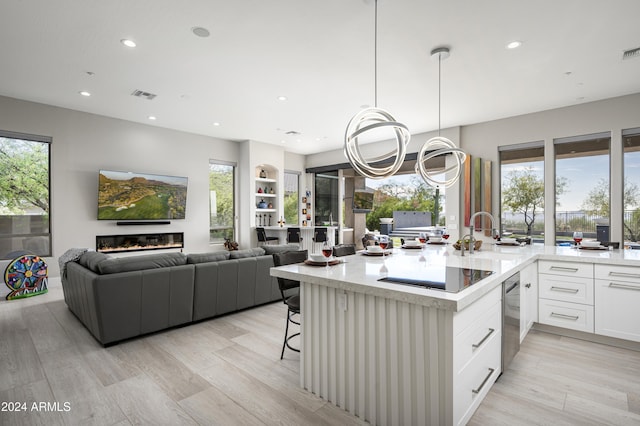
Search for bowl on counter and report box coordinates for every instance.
[309,253,329,262]
[366,245,383,253]
[580,240,601,248]
[429,237,443,243]
[453,239,482,251]
[404,240,421,247]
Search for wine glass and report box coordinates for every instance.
[442,230,450,241]
[378,235,389,257]
[418,232,427,245]
[322,240,333,269]
[573,231,583,246]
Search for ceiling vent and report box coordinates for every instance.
[285,130,301,135]
[622,47,640,61]
[131,89,157,100]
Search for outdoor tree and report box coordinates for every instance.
[582,177,640,240]
[0,138,49,214]
[502,167,567,236]
[209,165,234,239]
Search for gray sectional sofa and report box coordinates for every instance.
[61,244,301,345]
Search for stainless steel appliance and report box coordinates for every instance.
[502,272,521,373]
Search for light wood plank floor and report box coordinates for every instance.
[1,278,639,425]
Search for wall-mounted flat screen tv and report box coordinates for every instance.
[353,188,374,213]
[98,170,188,220]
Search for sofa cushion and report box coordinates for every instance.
[97,252,187,274]
[261,244,301,255]
[186,251,231,264]
[229,247,265,259]
[78,251,110,273]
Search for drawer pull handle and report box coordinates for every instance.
[550,286,579,294]
[549,266,579,272]
[472,368,495,395]
[609,282,640,291]
[472,328,495,350]
[550,312,579,321]
[609,272,640,279]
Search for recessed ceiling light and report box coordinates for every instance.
[213,122,220,126]
[281,140,286,144]
[148,115,157,120]
[277,96,288,101]
[121,39,137,48]
[79,91,91,97]
[192,27,210,37]
[506,41,522,49]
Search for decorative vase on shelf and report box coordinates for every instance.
[257,187,263,193]
[269,187,274,194]
[259,169,267,178]
[278,216,286,227]
[257,199,267,209]
[267,202,273,209]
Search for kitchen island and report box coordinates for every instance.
[270,244,640,425]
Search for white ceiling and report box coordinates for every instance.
[1,0,639,155]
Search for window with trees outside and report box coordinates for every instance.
[500,143,544,242]
[283,171,299,225]
[0,131,51,259]
[209,161,235,244]
[366,174,443,231]
[623,129,640,242]
[554,133,610,244]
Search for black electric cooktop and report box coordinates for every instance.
[379,266,494,293]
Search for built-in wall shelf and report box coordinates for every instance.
[96,232,184,253]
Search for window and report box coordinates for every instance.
[209,161,235,243]
[283,171,299,225]
[623,128,640,242]
[315,171,339,226]
[499,143,544,241]
[0,131,51,259]
[554,133,610,243]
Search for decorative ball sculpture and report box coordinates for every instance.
[415,136,466,188]
[344,107,410,179]
[4,252,48,300]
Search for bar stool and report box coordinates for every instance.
[256,227,278,246]
[286,227,303,248]
[272,250,308,359]
[312,227,328,253]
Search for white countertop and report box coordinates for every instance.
[270,243,640,312]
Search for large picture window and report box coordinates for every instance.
[283,171,299,225]
[623,128,640,242]
[209,161,236,244]
[0,131,51,259]
[554,133,610,243]
[500,143,545,241]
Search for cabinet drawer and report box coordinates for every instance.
[539,274,593,305]
[595,264,640,284]
[453,332,501,426]
[454,301,502,373]
[595,279,640,342]
[538,260,593,278]
[539,299,594,332]
[454,285,501,335]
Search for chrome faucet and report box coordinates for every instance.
[459,233,473,257]
[468,211,498,255]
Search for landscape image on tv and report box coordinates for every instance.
[98,170,188,220]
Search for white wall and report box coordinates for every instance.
[0,95,239,278]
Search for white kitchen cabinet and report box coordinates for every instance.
[595,264,640,342]
[520,262,538,342]
[538,260,594,333]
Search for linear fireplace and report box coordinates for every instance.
[96,232,184,254]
